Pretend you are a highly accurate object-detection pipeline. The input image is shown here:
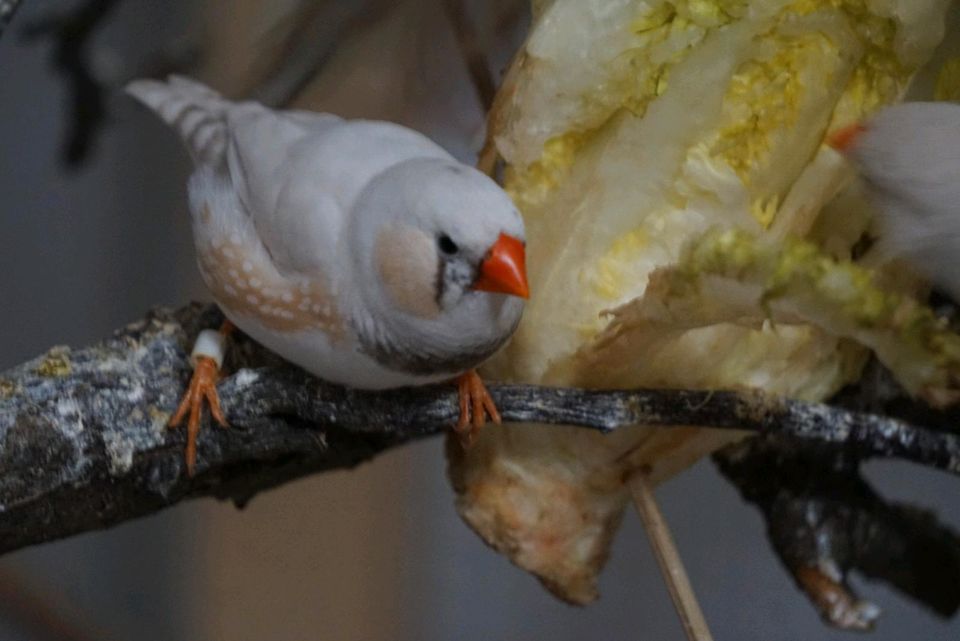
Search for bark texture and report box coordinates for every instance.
[1,303,960,558]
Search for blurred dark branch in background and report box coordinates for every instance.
[716,437,960,630]
[1,302,959,565]
[443,0,496,113]
[12,0,517,169]
[0,0,24,39]
[20,0,121,166]
[0,568,117,641]
[250,0,392,108]
[13,0,203,168]
[11,0,515,168]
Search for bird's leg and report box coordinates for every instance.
[793,565,880,631]
[453,369,501,447]
[169,320,233,476]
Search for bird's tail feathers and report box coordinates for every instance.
[126,75,230,167]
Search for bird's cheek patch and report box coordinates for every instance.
[375,226,441,319]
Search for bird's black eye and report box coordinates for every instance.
[438,234,459,255]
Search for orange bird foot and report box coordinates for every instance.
[169,355,228,476]
[794,566,879,631]
[453,369,501,448]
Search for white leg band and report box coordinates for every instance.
[190,329,227,369]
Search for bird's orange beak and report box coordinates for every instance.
[472,233,529,299]
[827,123,867,154]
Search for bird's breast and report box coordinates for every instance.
[355,294,524,377]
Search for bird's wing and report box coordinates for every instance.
[223,102,343,225]
[227,114,454,276]
[128,75,453,278]
[126,74,342,210]
[127,76,344,276]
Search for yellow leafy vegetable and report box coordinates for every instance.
[452,0,957,605]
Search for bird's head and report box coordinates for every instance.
[827,102,960,210]
[350,158,528,322]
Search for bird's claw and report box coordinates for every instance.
[795,565,881,631]
[169,355,228,476]
[454,370,501,448]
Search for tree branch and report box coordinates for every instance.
[0,0,24,39]
[715,435,960,628]
[1,302,959,557]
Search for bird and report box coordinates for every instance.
[126,75,529,475]
[828,101,960,300]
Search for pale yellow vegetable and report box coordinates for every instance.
[451,0,957,604]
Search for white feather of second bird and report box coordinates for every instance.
[848,102,960,299]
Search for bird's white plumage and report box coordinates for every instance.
[127,76,525,389]
[846,102,960,300]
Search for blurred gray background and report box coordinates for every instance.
[0,1,959,640]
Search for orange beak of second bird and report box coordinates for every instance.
[827,122,867,154]
[470,124,864,302]
[472,232,530,299]
[468,126,864,301]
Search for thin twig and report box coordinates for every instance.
[250,0,393,108]
[629,472,714,641]
[476,139,499,177]
[447,0,503,178]
[443,0,497,113]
